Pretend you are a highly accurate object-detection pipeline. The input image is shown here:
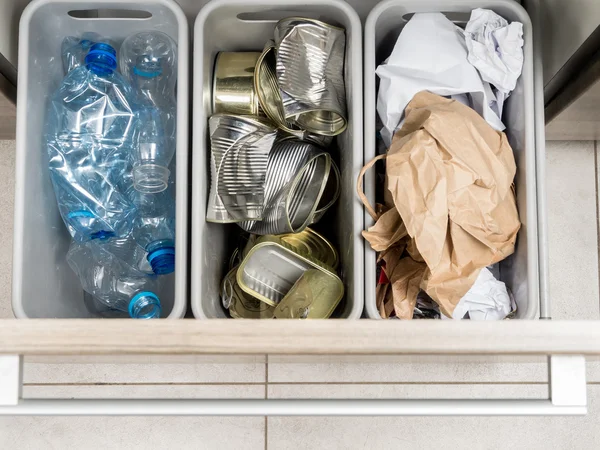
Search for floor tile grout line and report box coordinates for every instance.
[23,381,567,387]
[595,140,600,317]
[265,358,268,450]
[23,382,268,387]
[261,381,551,385]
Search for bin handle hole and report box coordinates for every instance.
[237,11,318,23]
[68,9,152,20]
[402,11,470,26]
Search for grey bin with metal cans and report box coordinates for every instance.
[191,0,364,319]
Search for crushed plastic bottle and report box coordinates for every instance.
[61,32,102,74]
[127,186,176,275]
[120,31,177,193]
[45,42,138,242]
[67,239,162,319]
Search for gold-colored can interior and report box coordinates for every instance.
[213,52,262,116]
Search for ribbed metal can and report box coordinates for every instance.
[213,52,262,116]
[238,138,336,234]
[274,17,347,136]
[207,114,277,223]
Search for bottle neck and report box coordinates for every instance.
[129,291,162,319]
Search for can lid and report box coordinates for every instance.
[273,269,343,319]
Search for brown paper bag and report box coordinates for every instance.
[364,91,520,319]
[362,208,407,252]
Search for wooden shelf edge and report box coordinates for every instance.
[0,319,598,356]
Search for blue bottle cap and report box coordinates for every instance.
[85,43,117,75]
[129,291,162,319]
[147,245,175,275]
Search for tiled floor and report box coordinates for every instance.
[0,139,599,448]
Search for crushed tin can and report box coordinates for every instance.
[238,138,338,235]
[273,268,343,319]
[274,17,347,136]
[222,266,275,319]
[213,52,262,116]
[255,42,298,134]
[255,43,335,146]
[236,237,341,307]
[309,158,340,225]
[207,114,277,223]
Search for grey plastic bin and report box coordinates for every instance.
[191,0,364,319]
[12,0,189,319]
[363,0,541,319]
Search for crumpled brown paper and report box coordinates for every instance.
[362,91,520,319]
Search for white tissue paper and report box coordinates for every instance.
[444,267,515,321]
[464,8,524,95]
[376,12,505,147]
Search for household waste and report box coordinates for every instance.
[362,9,524,320]
[207,17,347,319]
[44,31,178,319]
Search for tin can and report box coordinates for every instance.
[273,268,343,319]
[310,156,340,225]
[254,43,298,133]
[213,52,262,116]
[237,239,340,307]
[274,17,347,136]
[238,138,338,234]
[221,266,275,319]
[207,114,277,223]
[241,228,338,270]
[278,228,339,269]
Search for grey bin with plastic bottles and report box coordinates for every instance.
[12,0,189,319]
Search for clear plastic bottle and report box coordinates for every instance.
[45,42,138,242]
[99,237,155,275]
[120,31,177,193]
[67,239,162,319]
[61,32,102,74]
[127,186,176,275]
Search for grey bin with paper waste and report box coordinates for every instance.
[363,0,540,319]
[191,0,364,319]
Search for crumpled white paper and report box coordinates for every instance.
[443,267,515,321]
[376,12,505,147]
[464,8,524,95]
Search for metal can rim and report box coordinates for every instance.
[287,107,348,137]
[275,16,345,33]
[283,152,332,233]
[209,112,277,133]
[254,44,303,135]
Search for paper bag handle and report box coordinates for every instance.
[357,154,387,222]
